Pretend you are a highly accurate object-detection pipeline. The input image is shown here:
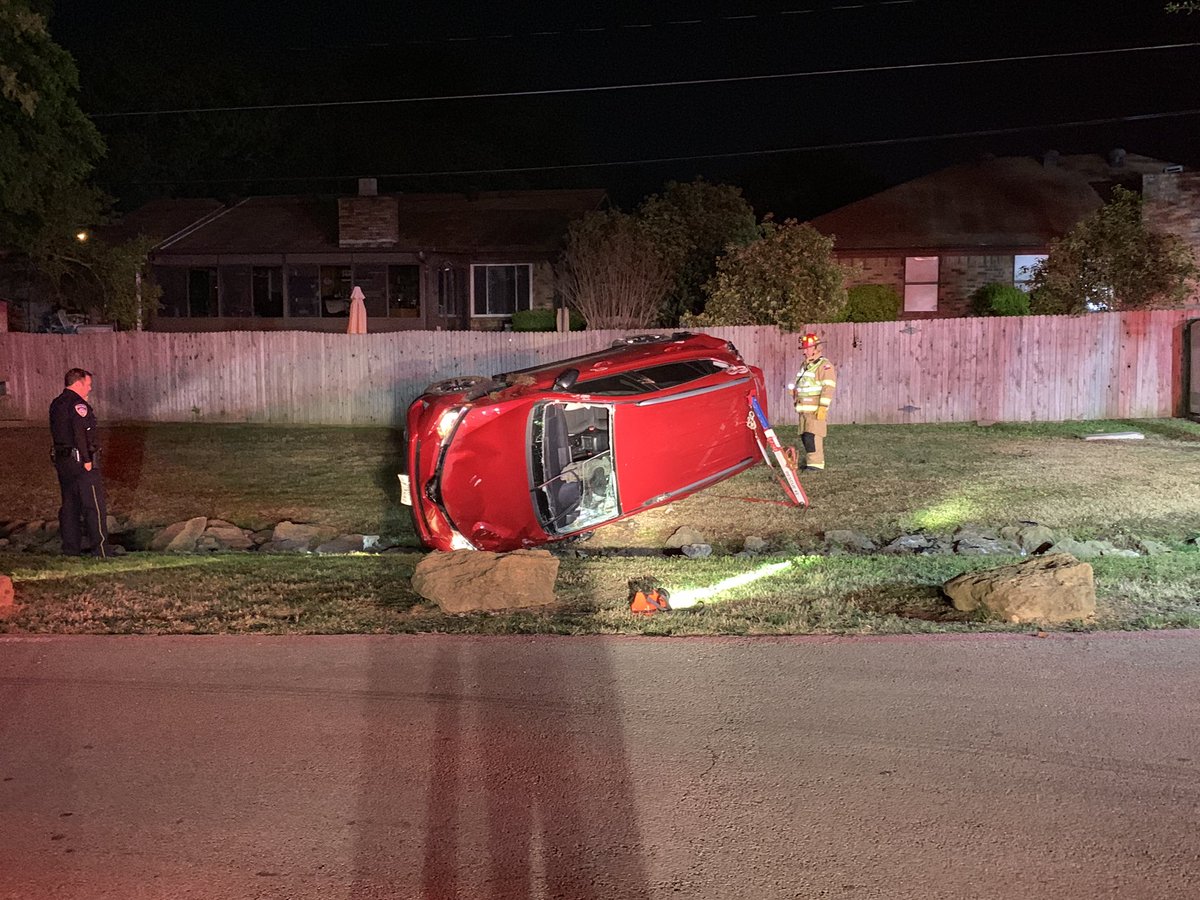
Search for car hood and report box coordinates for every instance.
[438,402,544,550]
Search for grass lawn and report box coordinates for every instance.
[2,418,1199,636]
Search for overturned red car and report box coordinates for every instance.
[401,332,787,552]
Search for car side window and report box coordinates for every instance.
[576,359,722,395]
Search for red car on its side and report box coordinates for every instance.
[401,332,771,552]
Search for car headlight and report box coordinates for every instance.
[436,407,467,443]
[449,531,476,551]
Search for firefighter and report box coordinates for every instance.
[789,332,837,471]
[49,368,108,558]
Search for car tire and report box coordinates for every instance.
[425,375,489,395]
[610,332,691,348]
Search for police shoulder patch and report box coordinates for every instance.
[75,403,89,417]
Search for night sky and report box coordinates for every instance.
[49,0,1200,217]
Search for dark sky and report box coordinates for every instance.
[49,0,1200,217]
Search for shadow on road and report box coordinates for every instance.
[353,637,651,899]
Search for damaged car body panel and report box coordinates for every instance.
[403,332,770,552]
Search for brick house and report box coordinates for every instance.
[133,181,606,332]
[808,152,1191,318]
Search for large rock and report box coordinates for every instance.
[150,517,208,553]
[943,553,1095,623]
[272,521,338,549]
[411,549,559,613]
[0,575,14,614]
[824,530,878,553]
[204,525,254,551]
[999,524,1057,555]
[315,534,367,554]
[665,526,707,550]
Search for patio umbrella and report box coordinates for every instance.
[347,285,368,334]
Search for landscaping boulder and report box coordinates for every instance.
[681,543,712,559]
[271,521,338,549]
[665,526,707,550]
[1136,539,1171,557]
[824,530,877,553]
[999,524,1057,555]
[0,575,14,614]
[315,534,368,554]
[1043,538,1120,559]
[204,525,255,551]
[743,536,769,554]
[411,549,559,613]
[151,517,208,553]
[952,526,1021,556]
[881,533,937,554]
[943,553,1095,623]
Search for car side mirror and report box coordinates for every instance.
[552,368,580,391]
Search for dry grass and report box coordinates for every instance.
[4,419,1199,549]
[4,550,1198,636]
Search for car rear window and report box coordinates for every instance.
[576,359,722,395]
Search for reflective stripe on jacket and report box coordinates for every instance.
[793,357,837,413]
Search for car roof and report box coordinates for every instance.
[497,332,735,390]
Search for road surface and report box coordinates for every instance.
[2,631,1198,899]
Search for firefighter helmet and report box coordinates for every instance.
[800,332,821,349]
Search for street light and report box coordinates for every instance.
[75,230,89,242]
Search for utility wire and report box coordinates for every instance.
[90,41,1200,119]
[284,0,919,49]
[107,107,1200,186]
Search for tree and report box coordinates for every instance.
[1029,187,1198,315]
[1,0,105,253]
[556,209,672,330]
[686,218,848,329]
[636,178,759,324]
[2,1,158,329]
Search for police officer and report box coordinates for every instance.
[49,368,108,558]
[789,332,837,471]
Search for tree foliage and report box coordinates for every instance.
[636,178,759,324]
[841,283,901,322]
[556,209,672,330]
[1,0,159,329]
[0,0,105,252]
[686,218,848,330]
[971,282,1031,317]
[1028,187,1198,314]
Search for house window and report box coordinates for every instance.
[438,266,465,318]
[1013,254,1047,291]
[904,256,939,312]
[320,265,352,316]
[353,264,388,317]
[220,266,253,317]
[252,267,283,317]
[472,264,532,317]
[153,267,187,317]
[389,264,421,317]
[287,265,320,317]
[187,268,218,317]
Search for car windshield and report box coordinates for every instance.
[531,402,619,534]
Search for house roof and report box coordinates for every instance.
[144,189,608,256]
[96,197,226,245]
[808,156,1107,253]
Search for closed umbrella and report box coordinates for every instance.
[347,285,368,334]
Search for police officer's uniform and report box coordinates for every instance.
[49,387,108,557]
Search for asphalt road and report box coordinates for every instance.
[2,631,1198,900]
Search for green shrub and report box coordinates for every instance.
[841,284,901,322]
[971,282,1031,317]
[511,308,586,331]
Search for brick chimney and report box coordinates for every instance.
[338,178,398,248]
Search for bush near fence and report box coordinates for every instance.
[0,311,1193,426]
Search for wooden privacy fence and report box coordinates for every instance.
[0,310,1194,426]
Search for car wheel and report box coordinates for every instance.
[425,375,489,395]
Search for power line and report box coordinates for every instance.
[282,0,920,49]
[107,107,1200,186]
[90,42,1200,119]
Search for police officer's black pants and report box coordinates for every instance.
[55,462,108,557]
